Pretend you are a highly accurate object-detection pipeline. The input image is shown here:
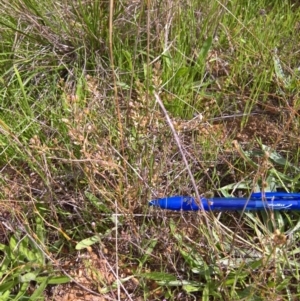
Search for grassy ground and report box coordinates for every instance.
[1,0,300,300]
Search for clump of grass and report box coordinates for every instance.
[1,0,300,300]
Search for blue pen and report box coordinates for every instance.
[149,193,300,211]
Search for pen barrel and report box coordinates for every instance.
[149,195,300,211]
[206,198,300,211]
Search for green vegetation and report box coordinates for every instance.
[1,0,300,300]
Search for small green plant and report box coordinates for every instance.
[0,213,70,300]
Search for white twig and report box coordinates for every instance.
[115,199,121,300]
[153,92,213,234]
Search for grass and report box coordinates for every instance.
[1,0,300,300]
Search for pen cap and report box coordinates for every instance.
[149,196,201,210]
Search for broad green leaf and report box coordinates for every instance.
[180,248,204,270]
[262,144,299,171]
[14,282,29,300]
[98,276,134,294]
[236,145,259,168]
[0,243,8,251]
[0,279,18,295]
[30,277,48,301]
[140,271,177,282]
[85,191,112,213]
[31,215,46,265]
[19,272,37,283]
[140,239,157,265]
[269,169,290,191]
[75,227,114,250]
[0,255,11,279]
[0,290,10,301]
[47,275,71,284]
[36,275,71,284]
[75,235,100,250]
[117,82,130,90]
[202,283,210,301]
[145,239,157,255]
[169,219,182,242]
[263,175,278,192]
[19,237,37,262]
[157,280,200,286]
[289,247,300,256]
[183,283,203,293]
[248,259,263,270]
[9,235,18,253]
[219,181,260,197]
[36,215,45,245]
[9,235,19,261]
